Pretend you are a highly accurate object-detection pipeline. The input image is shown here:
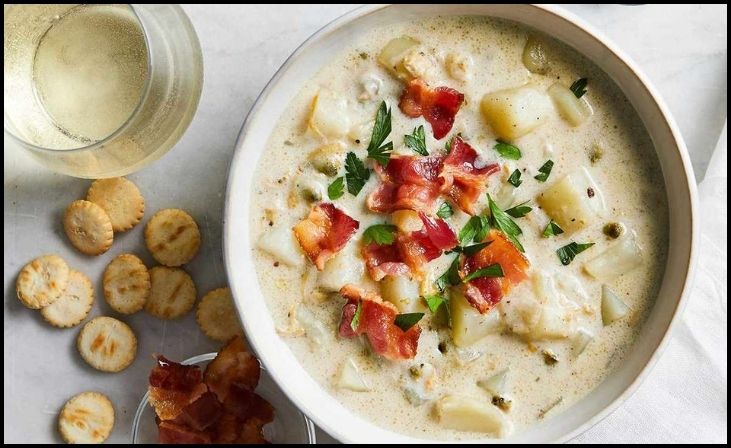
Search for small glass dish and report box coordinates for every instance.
[130,353,317,444]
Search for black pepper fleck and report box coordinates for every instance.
[587,187,595,198]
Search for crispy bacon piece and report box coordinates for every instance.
[149,357,209,421]
[367,155,444,214]
[461,230,530,313]
[158,421,212,444]
[362,214,456,280]
[367,182,441,214]
[149,337,273,444]
[398,79,464,139]
[171,392,222,432]
[204,337,260,403]
[338,284,421,360]
[293,203,359,270]
[439,137,500,215]
[362,242,410,281]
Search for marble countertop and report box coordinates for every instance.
[3,4,727,444]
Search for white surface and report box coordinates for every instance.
[3,4,726,444]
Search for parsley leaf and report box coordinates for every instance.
[345,152,370,195]
[459,215,490,246]
[367,101,393,166]
[542,220,564,238]
[494,140,522,160]
[505,201,532,218]
[404,125,428,156]
[351,301,362,332]
[462,263,504,283]
[394,312,424,331]
[556,242,594,265]
[327,177,344,200]
[423,295,445,314]
[436,256,461,292]
[508,169,523,187]
[487,193,524,252]
[569,78,588,98]
[534,160,554,182]
[445,134,457,153]
[436,202,454,219]
[461,241,491,256]
[363,224,397,246]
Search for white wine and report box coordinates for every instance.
[5,4,202,177]
[32,4,149,145]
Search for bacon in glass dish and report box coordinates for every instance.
[147,336,274,444]
[338,284,421,360]
[293,203,359,270]
[398,78,464,139]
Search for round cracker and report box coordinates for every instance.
[144,208,201,267]
[40,269,94,328]
[145,266,196,319]
[103,254,150,314]
[16,254,70,309]
[87,177,145,232]
[58,391,114,444]
[77,316,137,372]
[64,200,114,256]
[196,287,243,342]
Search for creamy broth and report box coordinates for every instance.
[250,16,667,440]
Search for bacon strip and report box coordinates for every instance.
[367,155,443,214]
[362,242,410,281]
[439,137,500,215]
[398,79,464,139]
[338,285,421,360]
[461,230,530,313]
[293,203,359,270]
[149,357,209,421]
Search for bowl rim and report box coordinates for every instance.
[129,353,318,444]
[223,3,699,443]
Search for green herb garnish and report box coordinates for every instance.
[327,177,344,200]
[556,242,594,265]
[542,220,564,238]
[534,160,554,182]
[462,263,504,283]
[394,312,424,331]
[458,215,490,246]
[363,224,398,246]
[436,202,454,219]
[445,134,457,152]
[569,78,588,98]
[423,295,445,314]
[508,169,523,187]
[345,152,370,195]
[404,125,428,156]
[487,194,524,252]
[366,101,393,166]
[436,256,461,292]
[505,201,532,218]
[351,301,362,332]
[494,140,522,160]
[462,241,491,256]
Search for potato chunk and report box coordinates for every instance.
[257,224,304,266]
[308,89,351,139]
[381,275,425,313]
[317,243,364,291]
[537,167,605,234]
[548,82,593,126]
[480,85,553,141]
[377,36,420,80]
[450,289,502,347]
[435,395,513,437]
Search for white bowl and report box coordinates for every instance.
[224,4,698,443]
